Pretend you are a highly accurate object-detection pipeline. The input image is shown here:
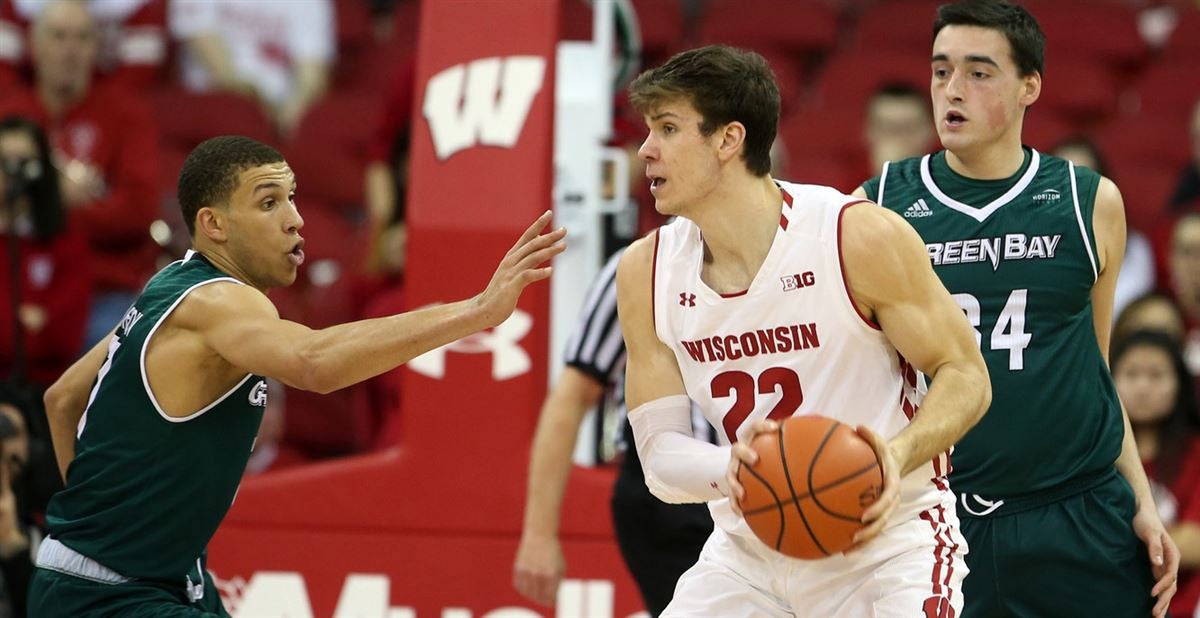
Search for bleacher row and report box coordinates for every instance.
[570,0,1195,230]
[145,0,1197,456]
[153,0,1197,252]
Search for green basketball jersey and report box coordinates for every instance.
[863,148,1123,497]
[46,250,266,582]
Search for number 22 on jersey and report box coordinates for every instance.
[711,367,803,443]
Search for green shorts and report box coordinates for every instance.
[959,469,1156,618]
[28,567,230,617]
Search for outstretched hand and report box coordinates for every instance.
[474,211,566,327]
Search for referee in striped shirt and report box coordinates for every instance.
[514,248,714,616]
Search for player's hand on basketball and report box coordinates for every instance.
[1133,505,1179,617]
[474,211,566,327]
[513,532,565,607]
[728,419,779,517]
[847,425,900,552]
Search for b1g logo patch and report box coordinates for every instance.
[781,272,815,291]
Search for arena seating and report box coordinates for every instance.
[140,1,1200,470]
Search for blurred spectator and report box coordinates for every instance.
[348,61,413,450]
[1170,98,1200,211]
[1170,213,1200,375]
[0,0,167,90]
[1052,135,1155,317]
[0,399,27,618]
[1111,330,1200,616]
[0,115,89,387]
[0,381,62,618]
[1115,292,1187,345]
[168,0,334,137]
[1051,135,1110,176]
[354,216,406,451]
[863,82,934,175]
[0,0,158,349]
[364,60,414,238]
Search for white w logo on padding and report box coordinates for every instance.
[410,308,533,380]
[423,56,546,160]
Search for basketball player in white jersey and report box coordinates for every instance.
[616,46,992,616]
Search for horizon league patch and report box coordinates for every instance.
[927,233,1062,271]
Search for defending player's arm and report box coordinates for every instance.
[514,366,605,606]
[841,203,991,544]
[617,234,731,504]
[1091,177,1179,615]
[186,214,564,394]
[43,332,115,481]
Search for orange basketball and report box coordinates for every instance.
[736,414,883,559]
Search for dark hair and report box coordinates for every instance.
[1052,135,1109,177]
[0,115,64,242]
[1111,330,1199,489]
[177,136,285,236]
[628,45,779,176]
[0,382,30,421]
[1113,292,1185,343]
[933,0,1045,77]
[873,82,924,102]
[868,82,928,112]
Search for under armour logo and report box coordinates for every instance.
[410,307,532,380]
[679,292,696,307]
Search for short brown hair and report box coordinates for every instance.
[628,45,779,176]
[178,135,285,236]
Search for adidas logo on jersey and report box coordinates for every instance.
[904,199,933,218]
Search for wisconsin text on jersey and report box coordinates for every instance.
[927,233,1063,271]
[680,323,820,363]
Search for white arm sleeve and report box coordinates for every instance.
[628,395,731,504]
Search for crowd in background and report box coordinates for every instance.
[0,0,1197,614]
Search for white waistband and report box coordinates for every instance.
[36,537,131,585]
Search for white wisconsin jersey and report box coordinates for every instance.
[652,181,952,539]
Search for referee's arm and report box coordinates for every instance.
[514,251,626,606]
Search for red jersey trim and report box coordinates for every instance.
[779,184,794,230]
[836,200,881,330]
[918,505,959,618]
[719,289,749,299]
[651,229,660,332]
